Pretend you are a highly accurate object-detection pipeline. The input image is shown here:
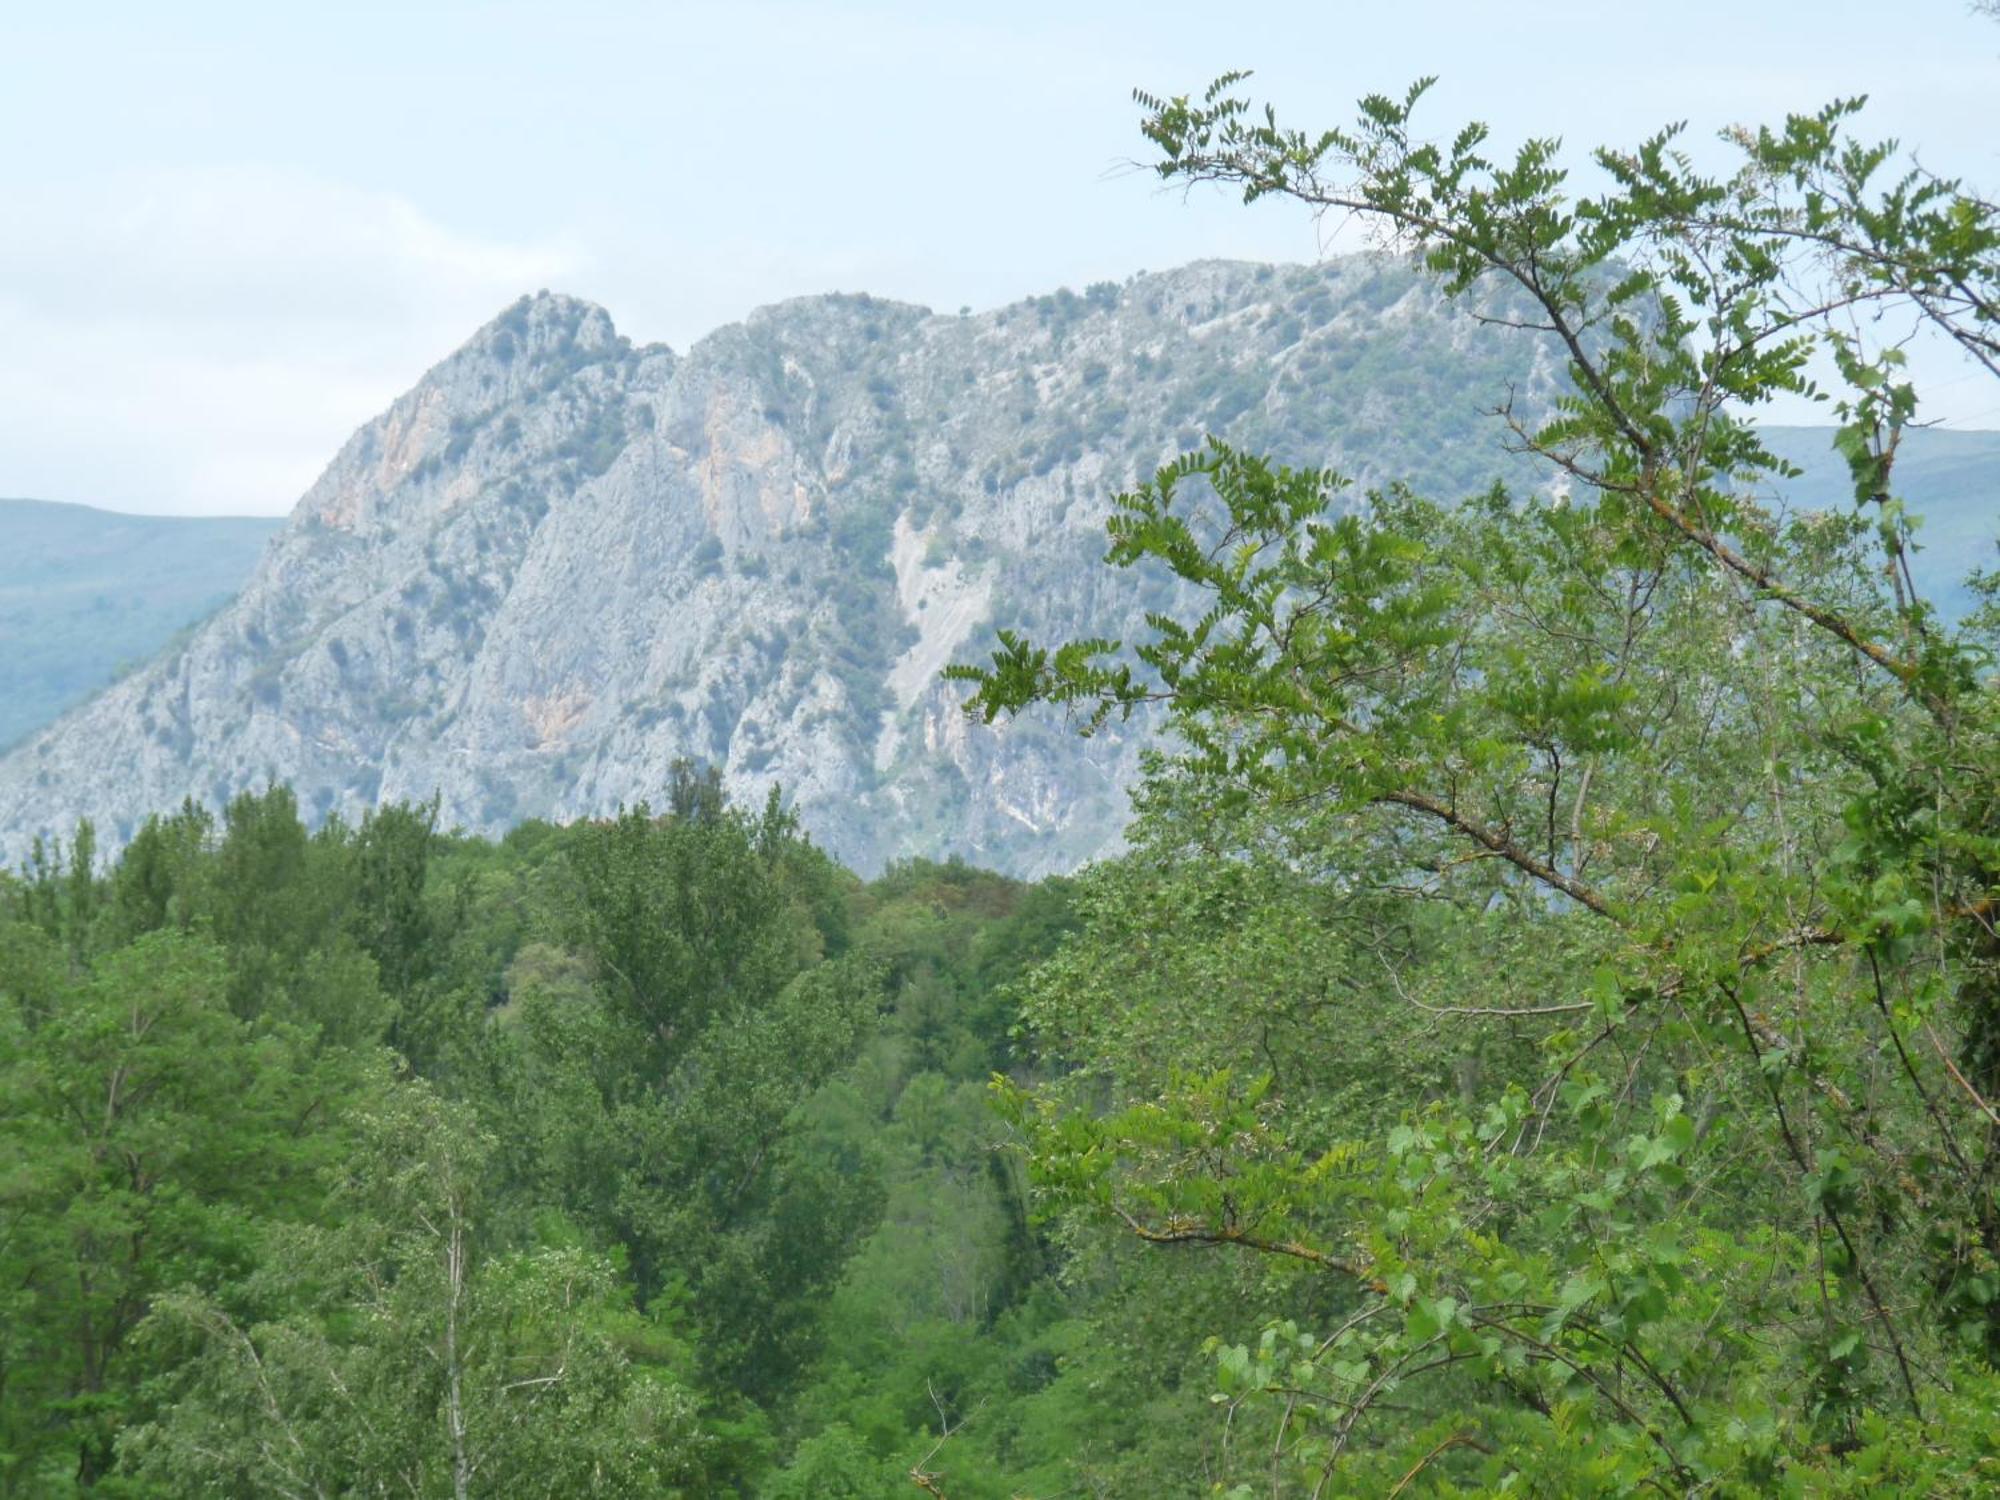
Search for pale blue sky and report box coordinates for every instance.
[3,1,1996,515]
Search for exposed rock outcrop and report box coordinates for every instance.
[0,259,1558,875]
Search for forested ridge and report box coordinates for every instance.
[6,56,2000,1500]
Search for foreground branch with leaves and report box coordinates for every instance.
[957,72,2000,1494]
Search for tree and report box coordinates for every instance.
[120,1084,709,1498]
[474,794,882,1411]
[957,73,2000,1492]
[762,1423,900,1499]
[0,930,371,1492]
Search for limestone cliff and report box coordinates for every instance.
[0,258,1558,875]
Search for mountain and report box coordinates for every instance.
[0,500,281,752]
[0,261,1991,875]
[0,260,1568,874]
[7,429,1986,785]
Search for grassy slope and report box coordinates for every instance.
[1760,425,2000,620]
[0,498,283,751]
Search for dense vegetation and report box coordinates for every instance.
[955,66,2000,1494]
[6,56,2000,1500]
[0,772,1094,1495]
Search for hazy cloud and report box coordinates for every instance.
[0,167,580,514]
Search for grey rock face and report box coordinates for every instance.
[0,259,1558,876]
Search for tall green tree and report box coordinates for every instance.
[478,796,880,1407]
[121,1084,709,1499]
[0,930,372,1492]
[958,73,2000,1493]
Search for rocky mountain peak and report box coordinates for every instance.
[0,257,1563,875]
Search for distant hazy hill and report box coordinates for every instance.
[1758,427,1999,619]
[0,500,280,751]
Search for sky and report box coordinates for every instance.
[2,1,1996,517]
